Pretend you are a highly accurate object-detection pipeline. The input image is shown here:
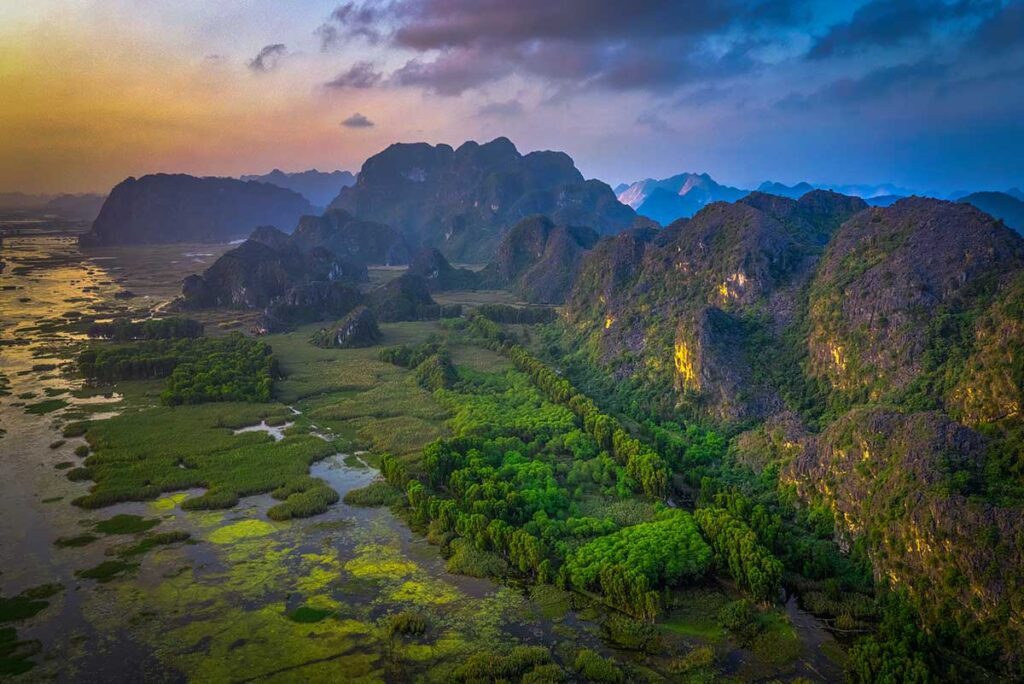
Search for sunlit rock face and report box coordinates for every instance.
[80,174,314,246]
[329,137,635,262]
[806,198,1024,400]
[784,409,1024,664]
[565,190,866,423]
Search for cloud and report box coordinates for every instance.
[317,3,384,51]
[325,62,383,89]
[390,49,511,95]
[809,0,998,59]
[636,111,676,133]
[341,112,375,128]
[248,43,287,72]
[477,99,524,117]
[966,1,1024,55]
[325,0,801,95]
[780,60,950,109]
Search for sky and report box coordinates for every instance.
[1,0,1022,195]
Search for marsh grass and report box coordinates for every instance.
[0,584,62,623]
[74,402,335,513]
[342,481,402,507]
[75,560,138,583]
[54,534,99,548]
[24,399,67,415]
[288,606,333,623]
[93,514,160,535]
[112,531,191,558]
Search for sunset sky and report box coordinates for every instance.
[2,0,1022,195]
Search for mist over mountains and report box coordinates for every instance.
[615,172,1023,229]
[240,169,356,209]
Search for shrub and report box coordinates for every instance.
[573,649,624,684]
[386,610,428,637]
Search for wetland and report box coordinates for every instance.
[0,231,847,682]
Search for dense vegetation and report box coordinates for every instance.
[476,303,557,324]
[86,316,203,341]
[370,317,797,624]
[78,334,277,405]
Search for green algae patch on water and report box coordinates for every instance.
[400,634,468,662]
[150,492,189,512]
[388,578,460,606]
[344,543,418,580]
[208,519,276,544]
[295,552,343,595]
[94,514,160,535]
[154,605,381,682]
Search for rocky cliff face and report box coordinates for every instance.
[310,306,381,348]
[290,209,412,266]
[806,198,1024,402]
[180,236,366,310]
[566,191,866,422]
[480,216,599,304]
[329,137,635,261]
[366,273,439,322]
[81,174,314,246]
[565,191,1024,669]
[257,280,364,333]
[406,247,480,292]
[783,409,1024,664]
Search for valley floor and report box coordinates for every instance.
[0,234,846,681]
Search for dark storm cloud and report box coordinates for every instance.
[323,0,805,94]
[809,0,998,59]
[341,112,375,128]
[476,99,525,118]
[780,60,950,109]
[966,0,1024,54]
[248,43,287,72]
[324,62,384,89]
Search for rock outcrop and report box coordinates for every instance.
[406,247,480,291]
[566,190,868,423]
[180,237,365,310]
[329,137,635,261]
[80,174,313,246]
[366,274,440,322]
[784,409,1024,664]
[290,209,412,265]
[257,281,364,333]
[480,216,599,304]
[310,306,381,348]
[806,198,1024,400]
